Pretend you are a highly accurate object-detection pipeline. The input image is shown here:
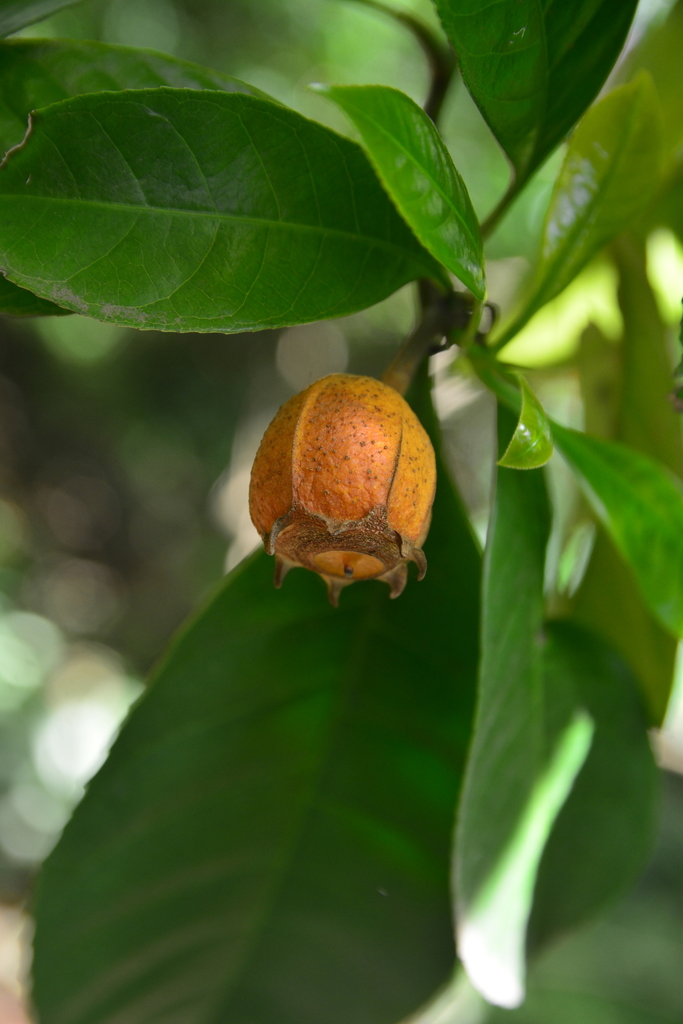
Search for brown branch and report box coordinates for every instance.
[382,289,473,395]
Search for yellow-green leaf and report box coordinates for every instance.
[573,238,683,723]
[496,75,664,349]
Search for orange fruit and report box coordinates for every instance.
[249,373,436,604]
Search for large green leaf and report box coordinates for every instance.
[574,530,677,726]
[454,407,656,1007]
[32,370,481,1024]
[553,422,683,640]
[0,89,446,332]
[455,620,657,1011]
[455,406,590,1009]
[527,621,658,952]
[573,238,683,722]
[433,0,638,184]
[0,38,269,155]
[457,406,551,922]
[0,39,267,321]
[488,772,681,1024]
[495,75,664,349]
[470,344,683,666]
[490,990,675,1024]
[0,0,82,37]
[0,272,68,315]
[314,84,485,298]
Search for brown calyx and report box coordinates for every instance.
[265,503,426,606]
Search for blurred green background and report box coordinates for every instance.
[0,1,682,1021]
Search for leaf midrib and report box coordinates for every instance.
[337,96,481,256]
[0,191,433,267]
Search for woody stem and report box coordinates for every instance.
[382,287,473,395]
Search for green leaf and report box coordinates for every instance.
[607,236,683,483]
[0,38,270,155]
[470,342,683,672]
[624,0,683,160]
[0,0,82,37]
[573,238,683,723]
[433,0,638,183]
[498,373,553,469]
[574,529,676,727]
[456,405,573,1008]
[32,370,481,1024]
[527,621,658,952]
[0,89,447,333]
[496,75,664,348]
[0,34,275,326]
[0,272,69,315]
[553,421,683,640]
[402,970,486,1024]
[314,84,485,299]
[489,989,673,1024]
[459,710,593,1008]
[455,410,656,1006]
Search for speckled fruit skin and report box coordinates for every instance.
[249,373,436,605]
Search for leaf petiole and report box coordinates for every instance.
[469,345,522,413]
[480,174,522,241]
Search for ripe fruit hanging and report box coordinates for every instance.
[249,373,436,605]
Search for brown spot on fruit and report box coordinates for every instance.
[249,373,436,604]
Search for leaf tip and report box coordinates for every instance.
[458,920,526,1009]
[497,373,553,469]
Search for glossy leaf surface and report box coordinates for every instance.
[497,75,664,347]
[455,408,656,1005]
[0,38,268,154]
[433,0,637,182]
[316,84,485,298]
[0,273,69,315]
[0,0,82,36]
[32,372,481,1024]
[0,89,445,332]
[528,621,658,952]
[574,239,683,722]
[456,405,560,1008]
[498,373,553,469]
[459,711,592,1008]
[0,39,263,320]
[553,422,683,639]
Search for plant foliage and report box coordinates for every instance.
[0,0,676,1021]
